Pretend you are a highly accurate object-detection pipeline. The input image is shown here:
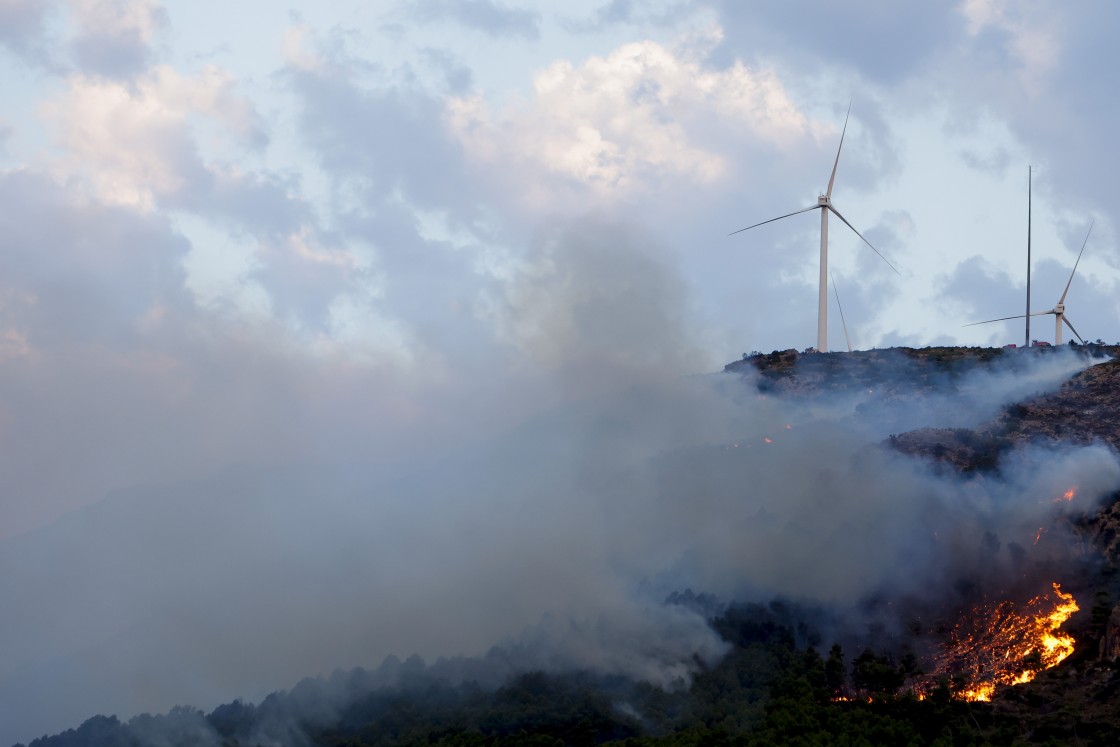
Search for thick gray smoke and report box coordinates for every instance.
[2,219,1118,746]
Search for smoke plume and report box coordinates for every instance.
[2,218,1118,746]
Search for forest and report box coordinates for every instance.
[19,590,1120,747]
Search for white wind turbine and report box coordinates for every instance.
[967,223,1094,345]
[729,105,898,352]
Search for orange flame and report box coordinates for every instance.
[1056,487,1076,502]
[920,583,1078,702]
[960,683,996,702]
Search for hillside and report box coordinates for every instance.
[735,345,1120,737]
[892,356,1120,468]
[725,343,1120,397]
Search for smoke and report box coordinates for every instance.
[3,218,1120,746]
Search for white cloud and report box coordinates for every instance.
[40,64,263,207]
[446,37,810,209]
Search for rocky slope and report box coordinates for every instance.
[891,357,1120,464]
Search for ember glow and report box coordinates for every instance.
[1057,487,1077,502]
[921,584,1079,701]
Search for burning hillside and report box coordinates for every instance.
[916,583,1080,702]
[731,346,1120,715]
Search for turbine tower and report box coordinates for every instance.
[730,104,898,352]
[966,223,1093,344]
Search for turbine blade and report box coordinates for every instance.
[1058,221,1093,305]
[827,205,900,275]
[1062,316,1085,344]
[831,271,852,353]
[826,102,851,199]
[727,205,820,237]
[965,309,1054,327]
[964,314,1028,327]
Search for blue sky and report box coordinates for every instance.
[3,2,1120,741]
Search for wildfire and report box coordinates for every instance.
[921,583,1079,702]
[1056,487,1077,502]
[763,437,774,444]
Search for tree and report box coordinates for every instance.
[851,649,905,696]
[825,644,846,696]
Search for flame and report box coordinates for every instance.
[960,683,995,702]
[1034,527,1045,545]
[920,583,1078,702]
[1056,487,1077,502]
[763,437,773,444]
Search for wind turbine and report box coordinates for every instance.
[966,222,1094,345]
[729,104,898,352]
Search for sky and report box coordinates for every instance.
[2,0,1118,539]
[3,0,1120,739]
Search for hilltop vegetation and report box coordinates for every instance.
[892,356,1120,469]
[726,344,1120,397]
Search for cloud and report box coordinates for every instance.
[0,169,191,350]
[702,0,963,84]
[0,0,58,66]
[959,0,1061,95]
[280,22,322,72]
[67,0,169,78]
[560,0,696,34]
[446,38,812,210]
[33,60,391,337]
[41,64,265,208]
[0,120,13,155]
[407,0,541,40]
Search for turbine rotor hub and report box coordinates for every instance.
[817,195,831,207]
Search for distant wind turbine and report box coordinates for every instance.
[966,222,1094,345]
[729,104,899,352]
